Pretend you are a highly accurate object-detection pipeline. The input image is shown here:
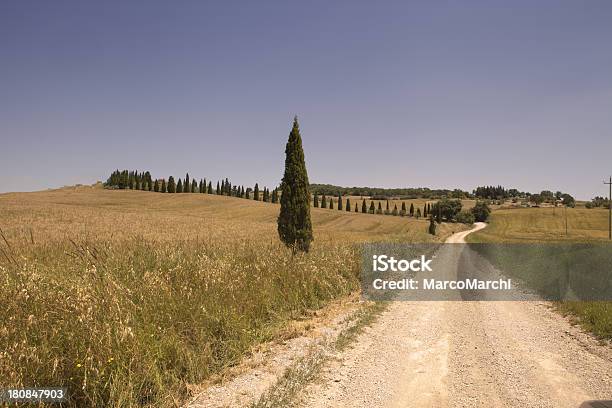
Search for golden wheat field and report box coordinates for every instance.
[468,206,612,243]
[0,185,463,407]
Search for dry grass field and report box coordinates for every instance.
[468,206,611,243]
[0,186,463,407]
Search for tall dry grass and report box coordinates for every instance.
[1,234,359,406]
[0,188,450,406]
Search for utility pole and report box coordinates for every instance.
[605,177,612,240]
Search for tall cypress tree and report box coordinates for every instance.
[338,194,343,211]
[254,183,259,200]
[423,204,428,217]
[355,202,358,212]
[416,208,421,218]
[346,197,351,211]
[191,179,197,193]
[154,179,160,192]
[199,180,203,193]
[321,194,327,208]
[329,198,334,209]
[410,203,415,216]
[216,181,220,195]
[313,193,319,207]
[185,173,190,193]
[385,200,390,215]
[272,188,278,203]
[377,202,383,214]
[168,176,176,193]
[369,201,375,214]
[362,200,367,213]
[400,202,407,216]
[161,179,167,193]
[177,178,183,193]
[428,215,436,235]
[207,181,213,194]
[277,116,313,252]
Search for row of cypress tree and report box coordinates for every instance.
[312,193,434,218]
[105,170,279,202]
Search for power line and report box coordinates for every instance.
[604,176,612,240]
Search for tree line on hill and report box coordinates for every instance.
[474,185,575,207]
[527,190,575,207]
[313,193,429,218]
[473,185,525,199]
[105,170,279,203]
[310,184,472,199]
[586,196,611,209]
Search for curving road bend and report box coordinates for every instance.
[302,223,612,408]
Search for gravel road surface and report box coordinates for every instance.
[302,223,611,408]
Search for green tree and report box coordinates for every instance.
[362,200,367,213]
[329,198,334,209]
[400,202,406,216]
[191,179,197,193]
[207,181,213,194]
[369,201,375,214]
[277,116,313,252]
[254,183,260,200]
[338,194,343,211]
[384,200,390,215]
[185,173,190,193]
[177,178,183,193]
[416,208,421,219]
[376,202,383,214]
[216,181,220,195]
[313,193,319,207]
[355,203,358,212]
[561,193,575,208]
[161,179,167,193]
[154,179,160,192]
[457,211,475,224]
[470,201,491,222]
[392,204,398,216]
[346,197,351,211]
[409,203,415,216]
[321,194,327,208]
[530,194,543,206]
[428,215,436,235]
[272,188,278,203]
[167,176,176,193]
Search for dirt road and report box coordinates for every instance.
[302,223,611,408]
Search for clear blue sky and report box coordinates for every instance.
[1,1,611,199]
